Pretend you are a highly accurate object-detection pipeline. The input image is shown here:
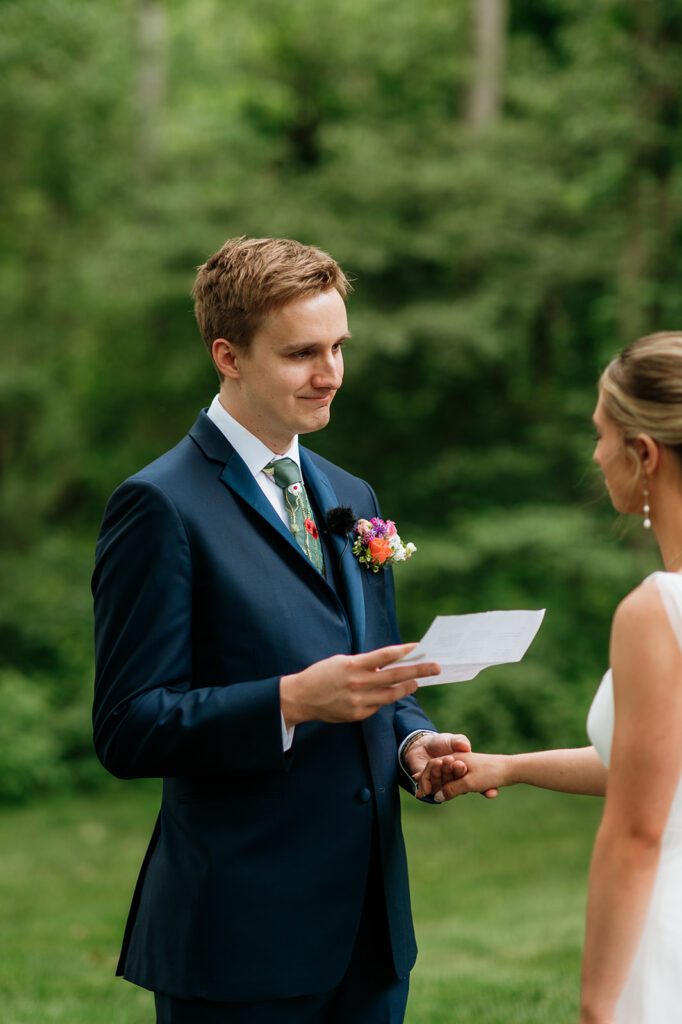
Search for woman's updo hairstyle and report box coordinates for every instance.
[600,332,682,467]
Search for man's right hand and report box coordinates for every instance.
[280,643,440,727]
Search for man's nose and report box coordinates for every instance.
[312,355,343,389]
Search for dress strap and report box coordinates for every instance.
[651,572,682,656]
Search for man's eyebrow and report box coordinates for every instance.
[282,333,351,351]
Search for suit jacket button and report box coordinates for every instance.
[357,787,371,804]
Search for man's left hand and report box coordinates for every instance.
[403,733,498,802]
[403,732,470,797]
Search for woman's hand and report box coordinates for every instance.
[414,750,513,801]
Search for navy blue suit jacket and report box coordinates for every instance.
[92,411,436,1001]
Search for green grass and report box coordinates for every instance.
[0,782,158,1024]
[403,787,602,1024]
[0,782,602,1023]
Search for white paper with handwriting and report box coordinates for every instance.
[398,609,546,686]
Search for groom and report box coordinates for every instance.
[92,236,470,1024]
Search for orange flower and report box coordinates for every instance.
[368,537,392,564]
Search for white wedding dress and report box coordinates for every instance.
[587,571,682,1024]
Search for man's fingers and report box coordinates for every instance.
[376,679,419,704]
[358,642,419,669]
[359,679,420,718]
[449,734,472,753]
[359,644,441,678]
[371,661,440,687]
[352,644,440,688]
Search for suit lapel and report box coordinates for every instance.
[218,451,305,559]
[301,449,366,653]
[190,413,366,653]
[189,412,308,563]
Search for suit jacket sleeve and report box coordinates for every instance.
[92,478,286,779]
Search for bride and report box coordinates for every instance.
[416,332,682,1024]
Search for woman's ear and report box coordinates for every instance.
[635,433,660,478]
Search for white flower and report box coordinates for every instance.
[387,532,416,562]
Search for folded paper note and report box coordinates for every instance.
[399,609,546,686]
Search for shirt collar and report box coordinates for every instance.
[206,395,300,477]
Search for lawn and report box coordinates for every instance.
[0,781,602,1023]
[403,786,602,1024]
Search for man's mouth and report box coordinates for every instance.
[300,393,334,403]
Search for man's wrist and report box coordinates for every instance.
[398,729,438,791]
[399,730,436,768]
[280,673,305,729]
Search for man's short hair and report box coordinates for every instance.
[192,237,351,363]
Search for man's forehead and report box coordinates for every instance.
[255,291,350,345]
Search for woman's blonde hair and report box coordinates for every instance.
[600,332,682,465]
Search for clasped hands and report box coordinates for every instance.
[403,735,500,803]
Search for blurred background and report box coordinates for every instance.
[5,4,682,1021]
[1,0,680,802]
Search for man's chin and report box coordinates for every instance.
[297,410,331,436]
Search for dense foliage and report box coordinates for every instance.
[2,0,680,799]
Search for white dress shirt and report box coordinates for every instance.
[207,394,301,526]
[206,395,297,750]
[206,396,435,784]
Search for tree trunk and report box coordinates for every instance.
[137,0,168,177]
[467,0,508,126]
[619,1,681,338]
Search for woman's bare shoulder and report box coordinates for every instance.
[611,574,681,665]
[615,574,667,620]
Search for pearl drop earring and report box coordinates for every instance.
[643,484,651,529]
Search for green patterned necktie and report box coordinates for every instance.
[263,458,325,575]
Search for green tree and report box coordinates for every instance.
[1,0,681,798]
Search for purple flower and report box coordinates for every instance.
[370,518,388,537]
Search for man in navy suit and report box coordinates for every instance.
[92,237,471,1023]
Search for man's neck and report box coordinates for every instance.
[207,396,299,472]
[216,394,293,455]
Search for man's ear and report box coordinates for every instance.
[212,338,241,380]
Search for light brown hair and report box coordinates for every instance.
[600,331,682,466]
[192,237,351,367]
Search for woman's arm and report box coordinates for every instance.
[579,581,682,1023]
[415,744,606,800]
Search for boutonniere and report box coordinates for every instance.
[352,517,416,573]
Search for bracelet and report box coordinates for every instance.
[400,730,436,764]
